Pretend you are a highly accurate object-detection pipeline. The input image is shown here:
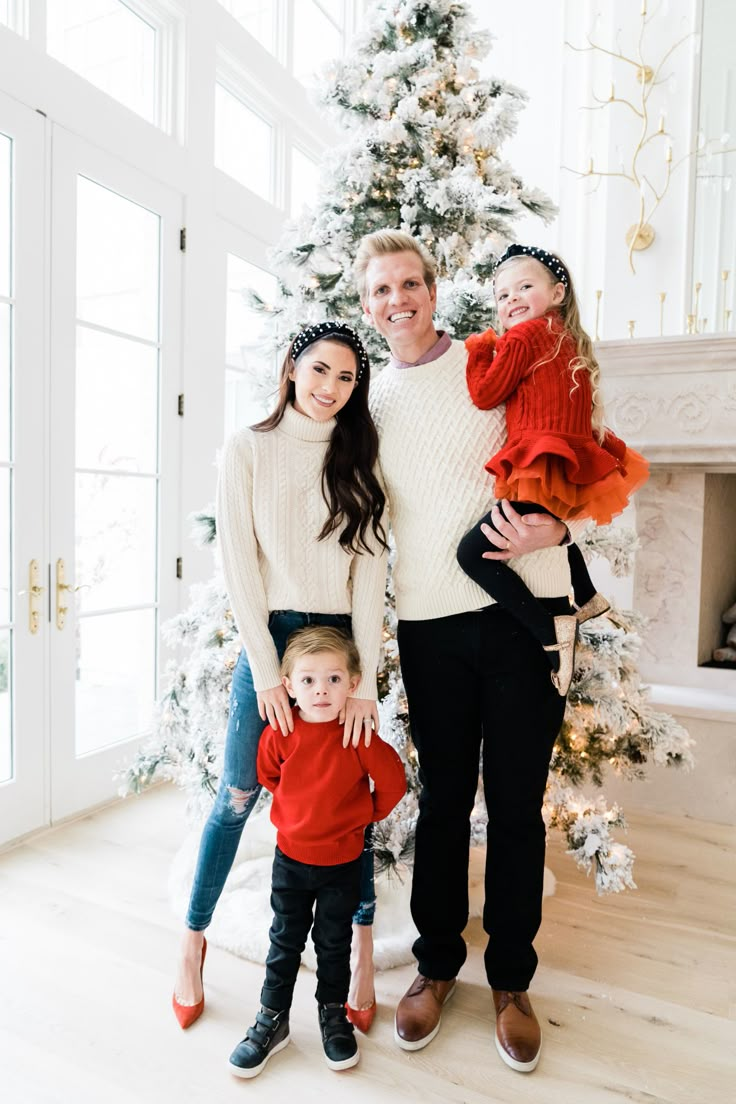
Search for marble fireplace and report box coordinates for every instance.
[591,335,736,823]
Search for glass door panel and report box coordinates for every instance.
[50,129,182,820]
[76,608,156,756]
[73,177,161,759]
[224,253,277,436]
[76,176,160,340]
[75,472,157,613]
[0,300,10,459]
[0,127,14,792]
[0,627,10,783]
[0,94,46,846]
[75,327,159,471]
[0,132,10,296]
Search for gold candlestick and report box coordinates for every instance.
[627,319,636,338]
[726,308,732,331]
[693,281,702,330]
[722,270,731,332]
[686,313,696,335]
[594,289,602,341]
[658,291,666,336]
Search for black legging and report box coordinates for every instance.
[457,501,596,664]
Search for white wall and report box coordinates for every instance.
[468,0,702,341]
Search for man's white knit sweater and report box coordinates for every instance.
[216,404,387,699]
[369,339,573,621]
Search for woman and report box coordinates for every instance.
[173,321,387,1032]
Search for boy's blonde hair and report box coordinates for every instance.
[354,229,437,299]
[280,625,362,680]
[494,253,605,442]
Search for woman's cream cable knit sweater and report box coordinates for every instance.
[215,403,387,699]
[369,339,575,620]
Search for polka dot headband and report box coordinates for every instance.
[494,243,570,287]
[290,321,370,380]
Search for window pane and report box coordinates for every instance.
[76,328,158,473]
[0,303,9,461]
[316,0,344,26]
[0,131,10,299]
[76,471,157,613]
[290,147,320,218]
[225,254,276,436]
[218,0,275,54]
[225,367,270,436]
[77,176,160,341]
[0,628,10,783]
[75,608,156,755]
[215,84,272,200]
[47,0,157,125]
[0,467,8,625]
[292,1,342,85]
[0,3,10,29]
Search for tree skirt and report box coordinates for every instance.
[169,807,556,971]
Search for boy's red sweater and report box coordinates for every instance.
[256,713,406,866]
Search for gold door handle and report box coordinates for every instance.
[20,560,45,634]
[56,558,89,630]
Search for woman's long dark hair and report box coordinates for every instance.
[252,336,387,556]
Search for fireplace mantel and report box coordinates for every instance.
[597,335,736,468]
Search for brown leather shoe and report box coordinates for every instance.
[394,974,457,1051]
[492,989,541,1072]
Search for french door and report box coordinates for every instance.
[0,110,183,843]
[0,92,46,842]
[48,129,182,821]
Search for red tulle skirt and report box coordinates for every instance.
[487,430,649,525]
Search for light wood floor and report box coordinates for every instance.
[0,786,733,1104]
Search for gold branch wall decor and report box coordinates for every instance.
[564,3,692,274]
[565,4,736,277]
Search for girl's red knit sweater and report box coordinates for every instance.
[257,713,406,866]
[465,313,649,523]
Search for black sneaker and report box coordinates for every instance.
[228,1006,290,1079]
[318,1002,359,1071]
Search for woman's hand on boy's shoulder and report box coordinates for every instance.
[257,685,294,737]
[341,697,379,749]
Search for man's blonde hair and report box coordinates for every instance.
[280,625,362,680]
[354,229,437,299]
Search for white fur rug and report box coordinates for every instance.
[169,807,556,971]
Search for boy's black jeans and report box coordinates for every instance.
[260,846,362,1013]
[397,601,568,992]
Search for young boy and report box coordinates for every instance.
[228,626,406,1079]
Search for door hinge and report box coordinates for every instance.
[177,393,184,416]
[176,556,183,579]
[179,227,186,252]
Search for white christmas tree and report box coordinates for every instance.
[122,0,693,900]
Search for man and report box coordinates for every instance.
[356,229,577,1073]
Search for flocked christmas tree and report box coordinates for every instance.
[122,0,693,896]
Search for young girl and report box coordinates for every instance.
[457,243,648,696]
[173,321,388,1031]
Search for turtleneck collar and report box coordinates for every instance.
[278,402,335,443]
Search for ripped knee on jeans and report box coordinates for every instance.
[226,785,257,816]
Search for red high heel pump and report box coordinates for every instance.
[172,938,207,1029]
[346,996,377,1034]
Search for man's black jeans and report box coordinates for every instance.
[397,601,568,992]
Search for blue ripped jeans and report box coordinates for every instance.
[185,610,377,931]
